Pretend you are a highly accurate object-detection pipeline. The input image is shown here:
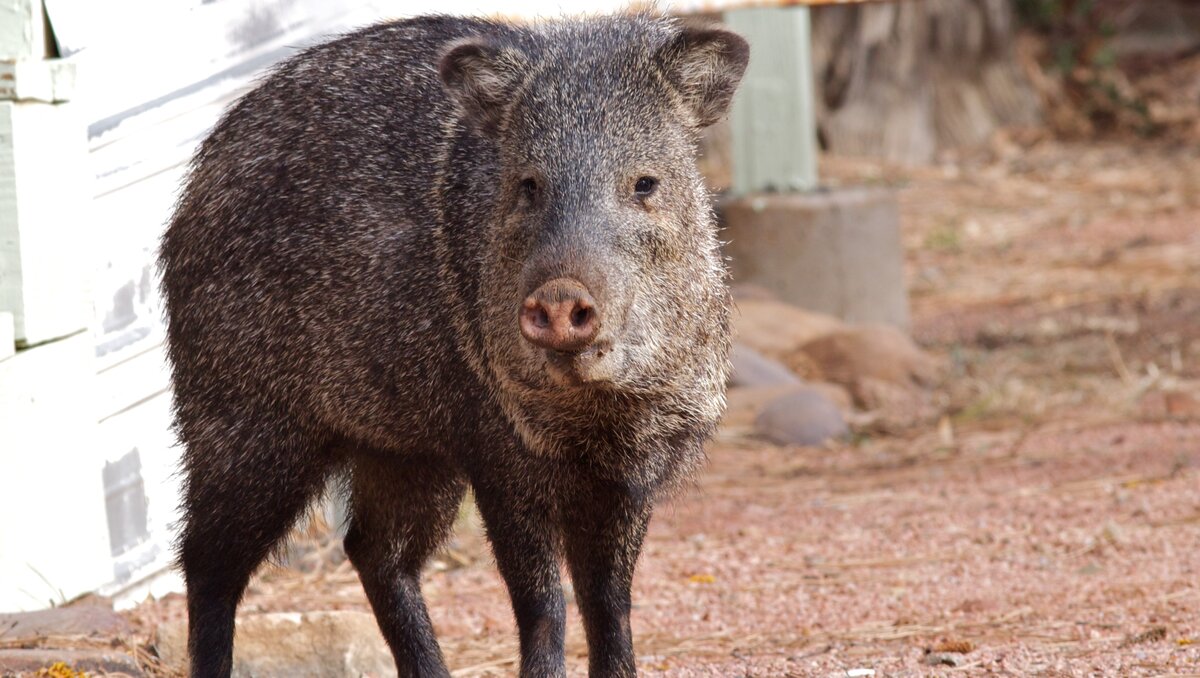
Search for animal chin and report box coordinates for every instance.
[543,345,618,388]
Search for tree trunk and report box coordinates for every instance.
[810,0,1041,164]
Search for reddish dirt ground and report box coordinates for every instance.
[114,139,1200,677]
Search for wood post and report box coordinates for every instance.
[726,6,819,194]
[0,0,89,348]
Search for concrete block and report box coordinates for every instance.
[720,187,910,330]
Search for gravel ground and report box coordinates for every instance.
[133,420,1199,677]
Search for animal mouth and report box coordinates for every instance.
[542,342,616,387]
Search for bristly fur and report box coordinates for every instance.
[160,12,747,678]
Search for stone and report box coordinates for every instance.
[733,298,843,365]
[923,652,964,667]
[155,611,396,678]
[853,376,940,431]
[1165,391,1200,420]
[754,386,849,446]
[724,385,799,429]
[0,648,142,676]
[796,325,944,431]
[721,188,910,330]
[0,604,132,641]
[799,325,942,396]
[729,343,801,388]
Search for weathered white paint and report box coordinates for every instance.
[0,310,13,361]
[0,0,48,60]
[93,390,183,606]
[727,6,819,193]
[0,99,92,346]
[95,343,171,421]
[0,332,113,612]
[0,58,76,102]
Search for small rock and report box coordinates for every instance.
[1164,391,1200,420]
[853,376,941,430]
[734,299,844,363]
[0,649,142,676]
[1122,625,1168,647]
[796,326,944,430]
[156,611,396,678]
[798,325,942,392]
[0,604,132,641]
[923,652,963,667]
[724,385,802,429]
[754,386,849,446]
[1101,520,1126,546]
[729,343,802,388]
[933,639,975,654]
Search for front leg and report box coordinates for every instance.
[562,480,653,678]
[472,474,567,678]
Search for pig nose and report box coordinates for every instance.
[519,278,600,352]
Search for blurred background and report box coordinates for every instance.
[1,0,1197,675]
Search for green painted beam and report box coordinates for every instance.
[726,6,819,194]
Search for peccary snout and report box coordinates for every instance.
[519,278,600,352]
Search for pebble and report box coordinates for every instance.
[923,652,964,667]
[754,386,849,446]
[729,342,802,388]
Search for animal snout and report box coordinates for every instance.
[519,278,600,352]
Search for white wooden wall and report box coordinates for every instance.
[0,0,112,612]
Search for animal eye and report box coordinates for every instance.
[634,176,658,197]
[520,177,539,203]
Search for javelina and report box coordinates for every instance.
[160,12,747,678]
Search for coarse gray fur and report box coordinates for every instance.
[160,11,747,678]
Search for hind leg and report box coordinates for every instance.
[178,415,335,678]
[342,450,466,678]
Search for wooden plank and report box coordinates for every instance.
[0,58,75,102]
[94,342,171,421]
[0,311,13,361]
[90,164,188,369]
[0,100,92,345]
[0,0,48,61]
[0,332,113,612]
[95,391,183,601]
[726,6,820,193]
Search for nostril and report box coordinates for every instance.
[519,278,601,351]
[570,306,592,329]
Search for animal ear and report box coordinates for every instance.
[658,24,750,128]
[439,38,527,135]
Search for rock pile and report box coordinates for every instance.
[728,292,944,446]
